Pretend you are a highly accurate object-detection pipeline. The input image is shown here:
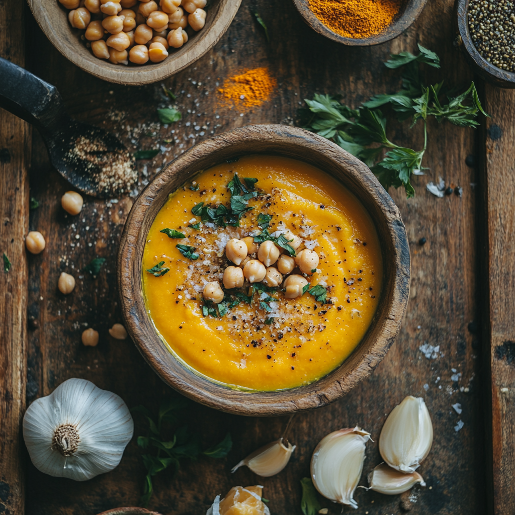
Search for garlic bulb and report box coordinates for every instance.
[311,427,370,509]
[232,438,295,477]
[368,463,426,495]
[23,378,134,481]
[379,396,433,473]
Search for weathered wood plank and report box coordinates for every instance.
[21,0,494,513]
[479,84,515,515]
[0,1,30,514]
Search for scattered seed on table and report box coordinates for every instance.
[419,237,427,246]
[445,186,453,195]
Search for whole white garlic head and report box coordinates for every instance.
[23,378,134,481]
[379,396,433,473]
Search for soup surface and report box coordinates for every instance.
[143,155,383,391]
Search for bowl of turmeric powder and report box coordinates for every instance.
[292,0,428,46]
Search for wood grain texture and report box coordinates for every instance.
[292,0,428,46]
[27,0,242,86]
[19,0,502,513]
[118,125,410,416]
[0,0,30,514]
[479,84,515,515]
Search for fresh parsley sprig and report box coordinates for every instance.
[300,477,322,515]
[160,228,185,239]
[83,257,106,276]
[3,253,11,273]
[146,261,170,277]
[133,399,232,506]
[302,44,488,198]
[176,244,199,260]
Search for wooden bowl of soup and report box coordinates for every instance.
[118,125,410,416]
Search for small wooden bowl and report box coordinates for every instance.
[99,508,160,515]
[292,0,428,46]
[456,0,515,89]
[118,125,410,416]
[26,0,241,85]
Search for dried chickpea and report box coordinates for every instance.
[102,15,124,33]
[91,39,110,59]
[284,274,308,299]
[182,0,206,14]
[148,42,168,62]
[68,8,91,29]
[243,260,267,283]
[283,229,302,250]
[167,27,187,47]
[258,240,280,267]
[263,267,282,288]
[107,31,131,50]
[59,0,80,9]
[58,272,76,295]
[168,6,183,23]
[108,47,128,64]
[168,14,187,30]
[100,1,122,15]
[203,281,224,304]
[82,328,99,347]
[120,9,136,31]
[295,249,319,274]
[160,0,181,14]
[223,266,244,289]
[242,236,258,255]
[277,254,295,275]
[134,23,153,44]
[61,191,84,215]
[138,0,158,17]
[188,8,206,31]
[129,44,149,64]
[120,0,137,6]
[25,231,46,255]
[85,20,104,40]
[109,323,128,340]
[84,0,101,13]
[147,10,169,29]
[151,35,169,49]
[225,238,248,265]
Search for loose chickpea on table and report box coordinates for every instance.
[58,0,208,66]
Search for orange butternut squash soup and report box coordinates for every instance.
[142,155,383,391]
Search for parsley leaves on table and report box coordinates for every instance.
[176,244,199,260]
[302,44,488,198]
[146,261,170,277]
[3,253,11,272]
[160,228,185,239]
[157,107,181,124]
[29,197,39,210]
[132,399,232,506]
[253,12,269,42]
[161,84,177,101]
[300,477,322,515]
[254,228,296,257]
[134,149,160,160]
[82,257,106,276]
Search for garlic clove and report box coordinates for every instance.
[310,427,371,509]
[207,486,270,515]
[232,438,295,477]
[368,463,426,495]
[379,396,433,473]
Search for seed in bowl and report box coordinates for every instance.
[58,0,207,66]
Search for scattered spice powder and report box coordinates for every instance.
[218,67,277,109]
[308,0,402,39]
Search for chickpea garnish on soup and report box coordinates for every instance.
[142,155,383,391]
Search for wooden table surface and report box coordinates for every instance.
[0,0,514,514]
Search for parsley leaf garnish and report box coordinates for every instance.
[188,222,201,230]
[29,197,39,210]
[134,149,160,160]
[176,244,199,260]
[83,257,106,276]
[3,253,11,272]
[260,301,273,312]
[302,284,310,295]
[308,285,327,303]
[189,183,200,191]
[254,229,296,257]
[191,202,204,216]
[300,478,322,515]
[160,228,185,239]
[146,261,170,277]
[157,107,181,124]
[257,213,272,228]
[265,317,274,325]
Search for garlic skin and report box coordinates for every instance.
[311,427,370,508]
[379,396,433,473]
[23,378,134,481]
[368,463,426,495]
[231,438,295,477]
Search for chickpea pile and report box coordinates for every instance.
[202,231,320,305]
[58,0,207,66]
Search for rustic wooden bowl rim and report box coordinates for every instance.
[456,0,515,88]
[26,0,242,85]
[118,124,410,416]
[291,0,428,46]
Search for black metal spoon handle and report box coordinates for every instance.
[0,57,69,136]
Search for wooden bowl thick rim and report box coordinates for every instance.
[456,0,515,89]
[26,0,242,85]
[291,0,428,46]
[118,125,410,416]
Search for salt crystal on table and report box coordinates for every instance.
[454,420,464,432]
[424,384,429,391]
[452,403,462,414]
